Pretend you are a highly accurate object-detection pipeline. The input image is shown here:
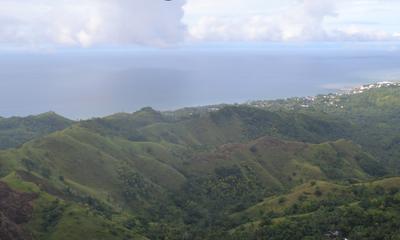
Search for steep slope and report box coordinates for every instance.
[0,125,187,212]
[248,83,400,173]
[171,137,379,225]
[0,181,37,240]
[0,84,398,239]
[1,172,148,240]
[0,118,378,239]
[0,106,363,201]
[230,177,400,240]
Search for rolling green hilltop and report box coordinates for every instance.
[0,82,400,239]
[0,112,74,150]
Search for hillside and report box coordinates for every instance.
[247,82,400,173]
[0,83,399,239]
[229,177,400,240]
[0,112,74,150]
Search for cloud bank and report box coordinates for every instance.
[187,0,400,42]
[0,0,399,49]
[0,0,186,48]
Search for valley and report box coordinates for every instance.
[0,83,400,239]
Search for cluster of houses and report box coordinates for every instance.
[344,81,400,95]
[170,81,400,115]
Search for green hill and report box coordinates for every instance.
[249,84,400,174]
[1,171,148,240]
[0,107,381,239]
[0,112,74,150]
[0,83,399,239]
[229,177,400,240]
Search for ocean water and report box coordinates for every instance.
[1,48,400,119]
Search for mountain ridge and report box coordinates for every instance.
[0,82,399,239]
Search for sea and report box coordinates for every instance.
[1,46,400,119]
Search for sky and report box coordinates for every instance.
[1,0,400,118]
[0,0,399,50]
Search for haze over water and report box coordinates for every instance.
[1,48,400,119]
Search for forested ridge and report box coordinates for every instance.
[1,83,400,240]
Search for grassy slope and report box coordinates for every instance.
[230,177,400,236]
[0,87,398,239]
[0,106,373,207]
[1,172,148,240]
[313,86,400,172]
[0,126,187,207]
[260,85,400,173]
[182,137,371,189]
[0,108,376,239]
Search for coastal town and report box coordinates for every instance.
[165,81,400,118]
[246,81,400,110]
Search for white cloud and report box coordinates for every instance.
[0,0,399,49]
[0,0,186,48]
[188,0,335,41]
[186,0,400,42]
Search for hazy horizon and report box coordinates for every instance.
[1,47,400,119]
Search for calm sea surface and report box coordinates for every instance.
[1,49,400,119]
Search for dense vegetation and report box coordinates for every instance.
[0,84,399,239]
